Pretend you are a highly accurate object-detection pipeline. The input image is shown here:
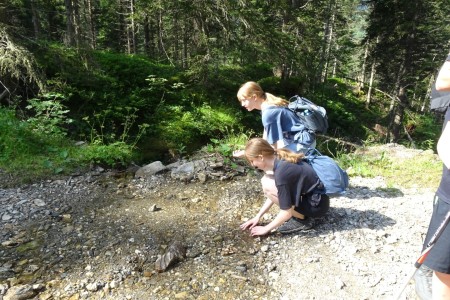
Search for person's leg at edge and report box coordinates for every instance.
[260,174,306,219]
[432,271,450,299]
[421,196,450,300]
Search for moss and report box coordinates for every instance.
[16,240,41,253]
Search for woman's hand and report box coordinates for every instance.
[240,216,260,230]
[233,150,245,158]
[249,225,270,236]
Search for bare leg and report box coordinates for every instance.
[432,271,450,300]
[261,174,278,203]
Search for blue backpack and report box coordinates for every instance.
[288,95,329,134]
[304,149,349,196]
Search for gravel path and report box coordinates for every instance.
[0,147,439,300]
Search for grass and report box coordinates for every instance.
[201,130,256,156]
[1,101,443,191]
[338,146,442,190]
[202,132,443,191]
[0,108,136,185]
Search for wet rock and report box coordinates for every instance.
[85,282,100,292]
[171,162,195,181]
[135,161,167,178]
[197,172,207,183]
[154,241,186,272]
[0,282,8,295]
[0,266,15,280]
[171,160,208,181]
[148,204,160,212]
[33,199,46,207]
[3,284,37,300]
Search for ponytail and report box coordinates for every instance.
[245,138,304,164]
[276,148,304,163]
[237,81,289,107]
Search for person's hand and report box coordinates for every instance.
[250,225,270,236]
[240,217,259,230]
[233,150,245,158]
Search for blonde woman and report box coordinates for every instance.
[234,81,315,156]
[240,138,329,236]
[233,81,317,224]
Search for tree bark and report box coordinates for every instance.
[73,0,82,47]
[391,87,406,142]
[30,0,40,39]
[129,0,136,54]
[366,61,376,108]
[183,20,189,69]
[85,0,96,49]
[144,15,151,56]
[320,0,335,83]
[65,0,76,46]
[358,42,369,92]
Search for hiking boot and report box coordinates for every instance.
[277,217,314,234]
[414,264,433,300]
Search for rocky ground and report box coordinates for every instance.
[0,145,441,300]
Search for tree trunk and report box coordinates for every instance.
[366,37,379,108]
[30,0,40,39]
[358,42,369,92]
[173,13,179,66]
[391,87,406,142]
[46,2,57,40]
[183,21,189,69]
[332,44,338,77]
[320,0,335,83]
[129,0,136,54]
[85,0,96,49]
[64,0,76,46]
[421,75,434,112]
[73,0,82,48]
[144,15,151,56]
[115,0,127,53]
[124,0,131,54]
[366,61,376,108]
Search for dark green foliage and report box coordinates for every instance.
[0,107,80,181]
[313,78,373,140]
[0,109,46,160]
[2,0,449,185]
[403,113,442,150]
[0,105,139,182]
[32,46,256,162]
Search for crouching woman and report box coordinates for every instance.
[240,138,330,236]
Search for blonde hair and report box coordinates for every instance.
[245,138,304,164]
[237,81,289,107]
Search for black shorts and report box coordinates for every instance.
[422,195,450,274]
[294,193,330,218]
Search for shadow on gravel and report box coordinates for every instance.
[345,186,404,199]
[314,207,396,233]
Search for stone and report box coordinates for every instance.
[4,284,37,300]
[135,161,166,178]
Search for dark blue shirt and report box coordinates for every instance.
[274,159,321,210]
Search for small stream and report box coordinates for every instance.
[1,170,281,299]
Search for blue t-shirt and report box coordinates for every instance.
[262,106,315,150]
[436,107,450,203]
